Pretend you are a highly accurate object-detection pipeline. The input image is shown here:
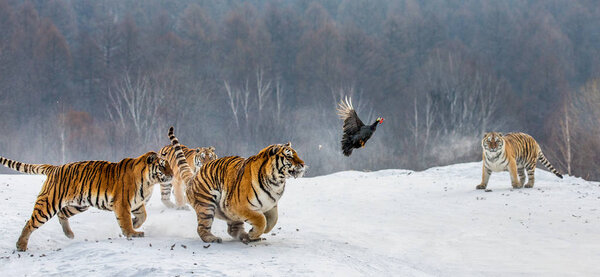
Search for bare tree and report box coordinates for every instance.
[225,68,276,130]
[559,100,572,175]
[223,80,240,128]
[477,73,502,136]
[274,79,283,120]
[403,49,508,167]
[241,79,250,123]
[256,66,271,114]
[96,11,120,75]
[107,73,167,149]
[58,104,66,164]
[405,92,435,167]
[567,79,600,177]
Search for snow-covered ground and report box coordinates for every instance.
[0,162,599,276]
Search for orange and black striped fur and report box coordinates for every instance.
[157,145,217,209]
[168,127,305,243]
[0,152,173,251]
[476,132,562,190]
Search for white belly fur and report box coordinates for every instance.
[485,151,508,172]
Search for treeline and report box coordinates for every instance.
[0,0,599,179]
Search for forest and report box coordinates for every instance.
[0,0,599,179]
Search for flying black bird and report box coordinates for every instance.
[337,97,384,156]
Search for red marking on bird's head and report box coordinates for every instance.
[377,117,384,124]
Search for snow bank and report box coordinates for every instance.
[0,162,599,276]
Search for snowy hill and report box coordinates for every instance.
[0,162,599,276]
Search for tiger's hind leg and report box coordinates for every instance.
[524,165,536,188]
[509,159,522,189]
[57,206,89,239]
[17,195,58,251]
[227,221,247,240]
[193,203,222,243]
[160,183,177,209]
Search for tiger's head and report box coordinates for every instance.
[194,146,218,168]
[265,142,306,180]
[143,151,173,184]
[482,132,505,153]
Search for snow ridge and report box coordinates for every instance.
[0,162,598,276]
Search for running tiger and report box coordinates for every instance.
[168,126,305,244]
[0,152,173,251]
[476,132,563,190]
[157,145,217,209]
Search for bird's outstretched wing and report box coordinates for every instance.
[337,96,364,135]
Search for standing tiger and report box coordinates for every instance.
[157,145,217,209]
[0,152,173,251]
[476,132,563,190]
[168,127,305,244]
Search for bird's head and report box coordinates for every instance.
[370,117,384,130]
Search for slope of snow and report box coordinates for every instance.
[0,162,599,276]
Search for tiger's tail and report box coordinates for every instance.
[168,127,195,186]
[538,151,563,179]
[0,156,53,175]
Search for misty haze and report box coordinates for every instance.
[1,0,598,179]
[1,1,600,276]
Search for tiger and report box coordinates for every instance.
[476,132,563,190]
[157,145,217,209]
[168,126,305,244]
[0,152,173,251]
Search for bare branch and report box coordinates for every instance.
[223,80,240,128]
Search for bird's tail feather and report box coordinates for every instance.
[341,136,353,156]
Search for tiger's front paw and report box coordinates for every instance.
[240,233,263,244]
[524,182,534,188]
[132,218,145,229]
[176,205,190,211]
[16,240,28,252]
[125,231,144,239]
[64,230,75,239]
[201,235,222,243]
[476,183,487,190]
[161,200,177,209]
[512,182,523,189]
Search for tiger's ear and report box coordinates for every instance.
[209,146,215,151]
[284,142,291,147]
[146,152,158,164]
[497,132,503,137]
[269,146,280,156]
[195,148,201,153]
